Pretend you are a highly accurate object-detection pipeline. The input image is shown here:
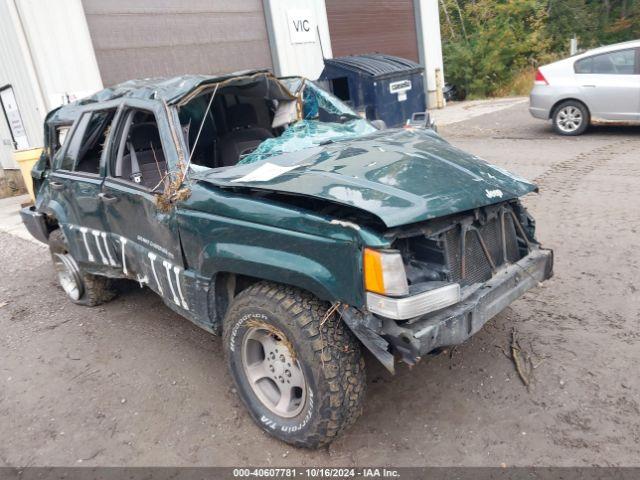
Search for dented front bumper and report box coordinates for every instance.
[343,248,553,373]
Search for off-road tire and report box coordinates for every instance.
[48,229,116,306]
[223,282,366,448]
[552,100,590,136]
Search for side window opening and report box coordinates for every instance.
[113,109,167,190]
[75,109,117,174]
[59,109,116,174]
[50,124,71,167]
[53,125,70,153]
[59,114,90,171]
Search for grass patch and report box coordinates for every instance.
[495,68,536,97]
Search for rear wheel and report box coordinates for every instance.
[49,229,116,306]
[552,100,589,136]
[223,282,366,448]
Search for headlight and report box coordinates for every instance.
[366,284,461,320]
[363,248,409,297]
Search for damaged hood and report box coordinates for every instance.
[195,128,537,228]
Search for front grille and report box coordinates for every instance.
[443,210,522,285]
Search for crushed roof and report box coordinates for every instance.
[46,69,268,126]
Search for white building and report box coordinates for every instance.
[0,0,444,172]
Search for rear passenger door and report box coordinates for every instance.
[47,105,121,268]
[575,47,640,121]
[101,100,190,310]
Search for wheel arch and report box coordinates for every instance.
[208,271,342,334]
[549,98,590,120]
[200,243,364,331]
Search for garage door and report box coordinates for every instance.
[82,0,273,86]
[325,0,419,62]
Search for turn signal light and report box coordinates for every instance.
[363,248,409,297]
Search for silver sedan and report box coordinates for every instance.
[529,39,640,135]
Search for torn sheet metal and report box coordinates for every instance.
[194,127,538,229]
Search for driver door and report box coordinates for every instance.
[101,99,189,311]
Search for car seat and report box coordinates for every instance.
[218,104,273,167]
[120,122,167,189]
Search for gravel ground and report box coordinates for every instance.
[1,104,639,467]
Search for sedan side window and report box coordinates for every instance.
[59,109,117,173]
[575,49,636,75]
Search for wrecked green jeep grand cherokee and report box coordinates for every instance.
[21,71,553,448]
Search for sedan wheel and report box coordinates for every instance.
[552,100,589,136]
[557,106,583,133]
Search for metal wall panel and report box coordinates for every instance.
[325,0,419,62]
[82,0,273,86]
[0,1,46,168]
[263,0,333,79]
[15,0,103,109]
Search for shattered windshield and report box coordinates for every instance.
[238,81,376,165]
[180,74,377,173]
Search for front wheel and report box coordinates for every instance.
[223,282,366,448]
[552,100,589,136]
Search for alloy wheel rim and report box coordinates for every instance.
[241,326,306,418]
[53,253,83,301]
[557,106,583,133]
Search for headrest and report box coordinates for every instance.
[227,103,258,129]
[129,122,161,150]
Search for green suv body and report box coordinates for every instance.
[21,71,553,447]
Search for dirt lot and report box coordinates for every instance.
[1,104,638,467]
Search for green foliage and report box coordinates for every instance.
[440,0,640,98]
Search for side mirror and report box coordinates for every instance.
[370,119,387,130]
[406,112,437,132]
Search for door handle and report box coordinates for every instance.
[582,85,596,87]
[50,181,65,191]
[98,192,119,204]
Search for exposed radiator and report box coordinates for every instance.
[443,210,522,285]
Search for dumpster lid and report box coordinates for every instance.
[323,54,423,78]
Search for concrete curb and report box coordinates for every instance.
[430,97,528,127]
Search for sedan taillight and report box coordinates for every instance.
[535,69,549,85]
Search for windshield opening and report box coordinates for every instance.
[178,73,376,172]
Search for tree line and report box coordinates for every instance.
[440,0,640,97]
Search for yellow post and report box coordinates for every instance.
[14,147,43,201]
[435,68,445,109]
